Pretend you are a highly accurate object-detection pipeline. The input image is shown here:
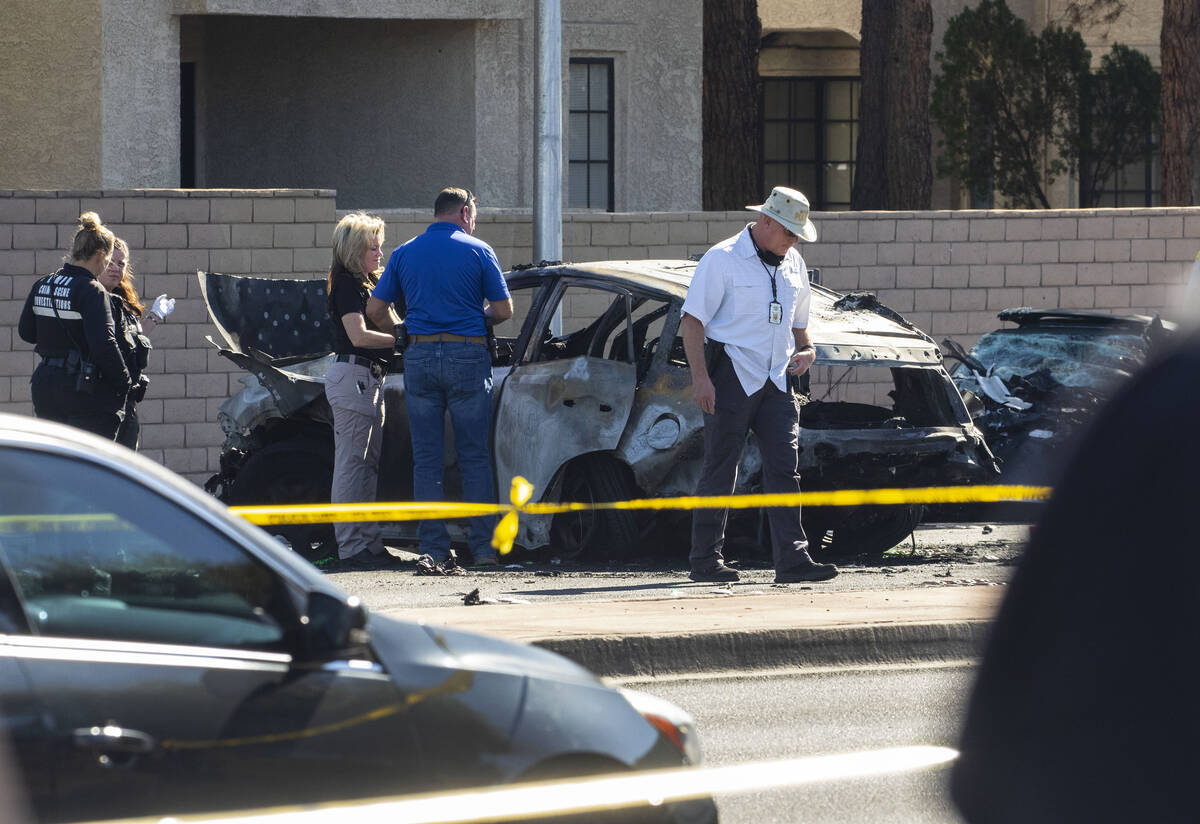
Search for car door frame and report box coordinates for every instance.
[492,274,640,509]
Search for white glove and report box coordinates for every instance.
[149,294,176,322]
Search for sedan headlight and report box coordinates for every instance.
[618,687,703,765]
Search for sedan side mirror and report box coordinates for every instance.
[297,591,369,662]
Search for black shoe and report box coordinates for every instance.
[775,561,838,583]
[689,563,740,582]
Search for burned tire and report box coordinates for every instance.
[226,439,335,561]
[816,504,924,559]
[550,454,641,562]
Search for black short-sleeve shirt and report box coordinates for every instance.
[328,272,391,365]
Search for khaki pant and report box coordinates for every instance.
[324,360,386,559]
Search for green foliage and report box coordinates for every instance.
[1078,44,1161,206]
[931,0,1089,208]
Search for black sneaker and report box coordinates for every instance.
[689,563,740,583]
[775,562,838,583]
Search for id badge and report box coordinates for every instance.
[768,301,783,325]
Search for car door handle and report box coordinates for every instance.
[73,724,157,754]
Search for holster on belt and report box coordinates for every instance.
[486,323,499,366]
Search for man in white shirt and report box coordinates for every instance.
[679,186,838,584]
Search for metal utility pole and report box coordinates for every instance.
[534,0,563,266]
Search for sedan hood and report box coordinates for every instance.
[368,614,600,686]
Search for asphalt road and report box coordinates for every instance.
[623,662,976,824]
[332,523,1030,613]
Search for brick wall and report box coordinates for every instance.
[0,189,335,482]
[2,189,1197,482]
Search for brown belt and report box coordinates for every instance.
[410,333,486,345]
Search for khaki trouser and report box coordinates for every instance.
[324,360,386,559]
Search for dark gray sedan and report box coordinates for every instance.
[0,413,714,823]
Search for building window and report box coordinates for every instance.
[1095,141,1161,207]
[568,58,614,211]
[762,78,860,211]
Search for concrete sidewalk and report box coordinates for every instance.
[379,585,1006,678]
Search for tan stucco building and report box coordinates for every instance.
[2,0,703,211]
[0,0,1169,210]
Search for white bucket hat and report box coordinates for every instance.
[747,186,818,242]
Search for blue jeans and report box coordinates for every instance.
[403,341,497,560]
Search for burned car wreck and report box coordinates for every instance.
[943,309,1174,488]
[202,261,996,562]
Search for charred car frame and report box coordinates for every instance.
[202,261,996,562]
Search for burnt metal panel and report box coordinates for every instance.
[199,271,335,360]
[493,357,637,501]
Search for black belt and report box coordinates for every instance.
[42,355,80,373]
[335,354,385,377]
[410,333,486,345]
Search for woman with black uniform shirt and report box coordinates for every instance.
[18,212,131,439]
[324,212,403,570]
[99,237,176,449]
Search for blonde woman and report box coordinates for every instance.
[324,212,402,570]
[18,212,131,439]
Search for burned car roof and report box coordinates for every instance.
[507,260,698,299]
[510,261,944,367]
[200,262,945,368]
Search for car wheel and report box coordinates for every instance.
[550,454,641,562]
[817,504,924,559]
[226,439,335,561]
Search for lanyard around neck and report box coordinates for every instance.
[759,257,779,303]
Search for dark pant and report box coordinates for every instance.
[690,354,811,573]
[31,365,124,441]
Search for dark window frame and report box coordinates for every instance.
[1095,132,1161,208]
[180,62,196,188]
[761,76,861,211]
[568,58,615,212]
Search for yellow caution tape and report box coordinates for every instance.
[0,513,129,533]
[0,482,1047,556]
[228,479,1050,557]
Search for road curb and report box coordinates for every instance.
[533,620,992,678]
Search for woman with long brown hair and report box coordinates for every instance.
[323,212,403,570]
[99,238,176,449]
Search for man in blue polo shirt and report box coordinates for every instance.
[367,187,514,566]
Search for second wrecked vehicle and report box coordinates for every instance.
[202,261,996,562]
[943,308,1174,488]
